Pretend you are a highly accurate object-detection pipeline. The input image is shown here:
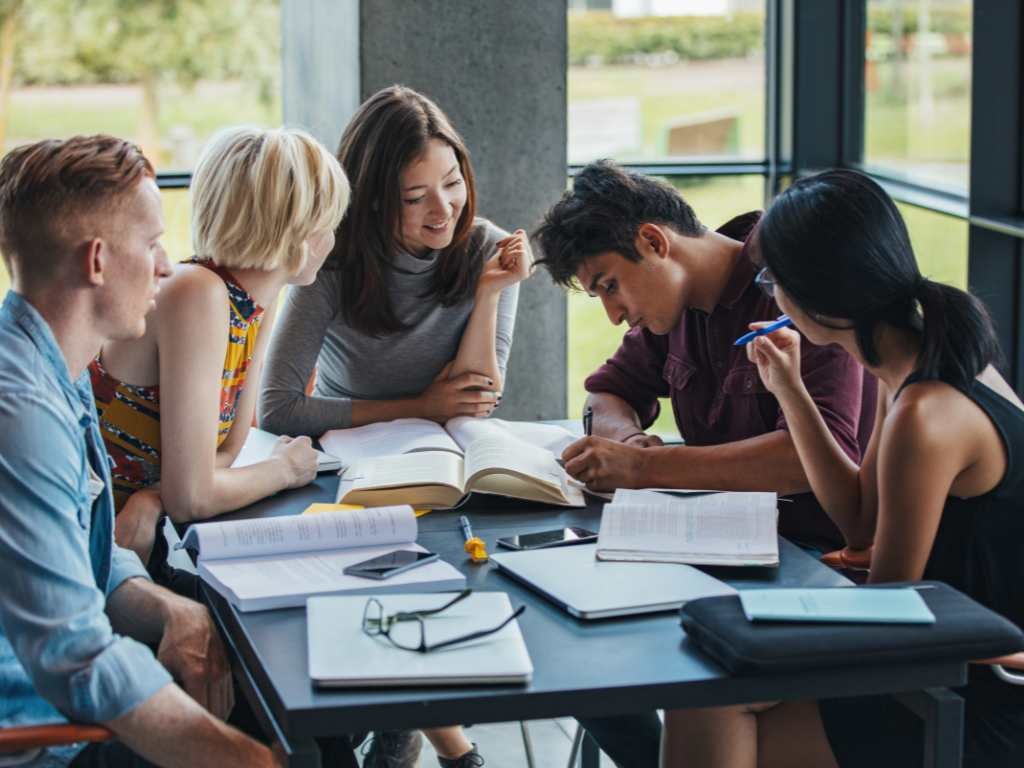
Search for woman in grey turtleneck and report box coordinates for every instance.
[259,85,530,440]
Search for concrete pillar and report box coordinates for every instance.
[281,0,360,151]
[284,0,569,419]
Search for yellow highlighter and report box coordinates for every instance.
[460,514,489,563]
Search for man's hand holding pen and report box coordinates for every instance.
[560,436,651,492]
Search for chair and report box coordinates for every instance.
[0,722,112,764]
[820,546,1024,677]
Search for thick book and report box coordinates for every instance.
[178,506,466,612]
[323,417,585,509]
[232,426,342,472]
[596,489,780,567]
[307,592,533,687]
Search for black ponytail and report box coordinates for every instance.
[758,169,1002,390]
[915,278,1001,390]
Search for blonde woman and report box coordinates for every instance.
[90,126,350,597]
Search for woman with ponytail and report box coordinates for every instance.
[662,169,1024,767]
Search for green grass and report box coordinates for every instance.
[569,63,765,159]
[7,82,279,170]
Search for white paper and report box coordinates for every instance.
[446,417,578,456]
[320,418,461,464]
[464,434,563,487]
[598,491,778,561]
[232,427,341,471]
[183,506,417,561]
[199,542,466,611]
[346,452,465,491]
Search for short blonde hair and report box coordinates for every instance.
[191,126,349,272]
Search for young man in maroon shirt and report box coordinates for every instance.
[535,161,874,768]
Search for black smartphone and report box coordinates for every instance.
[496,527,598,551]
[342,549,439,580]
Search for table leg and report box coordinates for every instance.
[893,688,964,768]
[581,731,601,768]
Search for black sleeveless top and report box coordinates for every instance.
[820,374,1024,767]
[901,373,1024,705]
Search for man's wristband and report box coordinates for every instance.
[619,431,648,444]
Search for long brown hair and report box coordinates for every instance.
[327,85,479,336]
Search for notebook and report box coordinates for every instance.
[739,587,936,624]
[596,489,779,567]
[178,506,465,611]
[491,543,736,619]
[307,592,533,687]
[232,427,342,472]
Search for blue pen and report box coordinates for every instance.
[733,315,793,346]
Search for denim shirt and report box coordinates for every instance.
[0,291,172,763]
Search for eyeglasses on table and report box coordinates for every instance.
[361,589,526,654]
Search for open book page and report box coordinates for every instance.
[344,452,465,492]
[199,541,465,612]
[463,434,563,490]
[181,506,417,561]
[320,418,461,465]
[232,427,341,471]
[463,434,585,506]
[446,417,578,456]
[598,491,778,564]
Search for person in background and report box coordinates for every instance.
[89,126,349,599]
[258,85,531,441]
[0,134,280,767]
[533,160,874,768]
[662,169,1024,768]
[258,86,533,768]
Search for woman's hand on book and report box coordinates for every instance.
[477,229,534,296]
[561,435,650,492]
[416,367,500,423]
[270,435,319,489]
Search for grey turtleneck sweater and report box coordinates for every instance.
[258,218,518,436]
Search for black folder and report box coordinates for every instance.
[679,581,1024,675]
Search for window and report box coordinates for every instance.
[897,203,968,289]
[0,1,281,290]
[567,176,765,434]
[568,1,767,164]
[863,0,972,193]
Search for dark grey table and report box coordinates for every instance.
[199,475,966,768]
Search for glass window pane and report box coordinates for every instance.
[567,2,766,165]
[2,1,281,173]
[567,175,765,434]
[896,202,968,289]
[864,0,972,193]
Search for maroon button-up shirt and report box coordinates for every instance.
[584,211,876,548]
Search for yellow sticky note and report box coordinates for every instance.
[303,503,364,515]
[302,502,433,518]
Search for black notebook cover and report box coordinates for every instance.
[679,581,1024,675]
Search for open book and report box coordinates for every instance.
[321,417,585,509]
[178,506,465,611]
[597,489,780,567]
